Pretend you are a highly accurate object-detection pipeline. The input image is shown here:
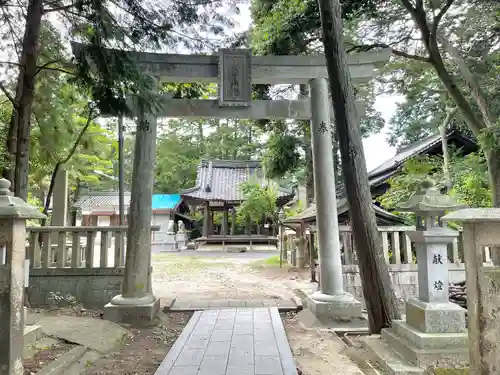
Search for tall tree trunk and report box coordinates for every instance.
[10,0,44,199]
[317,0,399,333]
[439,106,457,192]
[198,122,204,153]
[486,150,500,207]
[332,127,341,183]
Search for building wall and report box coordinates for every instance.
[151,213,173,244]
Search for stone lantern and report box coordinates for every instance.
[363,178,469,371]
[0,178,46,375]
[397,178,465,305]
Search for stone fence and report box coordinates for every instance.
[282,225,494,301]
[18,225,158,309]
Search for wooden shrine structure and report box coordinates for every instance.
[181,159,294,249]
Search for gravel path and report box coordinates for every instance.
[151,251,306,302]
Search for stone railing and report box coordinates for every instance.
[26,225,160,269]
[27,226,128,269]
[282,225,499,303]
[24,225,159,309]
[341,225,465,265]
[283,225,471,266]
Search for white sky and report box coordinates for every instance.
[234,4,398,172]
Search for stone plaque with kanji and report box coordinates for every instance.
[218,49,252,107]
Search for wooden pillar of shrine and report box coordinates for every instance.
[222,208,229,236]
[231,208,236,235]
[202,203,209,237]
[209,210,214,235]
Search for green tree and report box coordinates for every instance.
[0,0,239,199]
[251,0,384,202]
[237,181,278,225]
[379,153,491,212]
[348,0,500,205]
[0,23,115,210]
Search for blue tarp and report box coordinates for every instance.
[152,194,181,210]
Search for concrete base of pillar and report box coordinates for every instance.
[103,295,161,324]
[306,292,362,319]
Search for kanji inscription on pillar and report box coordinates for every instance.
[218,49,252,107]
[432,253,443,264]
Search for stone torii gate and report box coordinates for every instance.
[72,44,390,322]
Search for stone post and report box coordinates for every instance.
[104,99,160,323]
[0,178,46,375]
[175,221,187,251]
[364,179,468,371]
[164,219,177,251]
[51,167,68,225]
[51,167,68,257]
[442,208,500,374]
[307,77,362,318]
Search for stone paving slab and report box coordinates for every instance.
[166,298,302,313]
[35,315,129,354]
[154,307,298,375]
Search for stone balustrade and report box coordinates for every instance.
[283,225,496,267]
[283,224,495,306]
[27,226,128,269]
[24,225,160,269]
[18,225,159,310]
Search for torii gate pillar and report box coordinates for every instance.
[306,77,363,319]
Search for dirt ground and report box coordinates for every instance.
[151,250,312,302]
[80,312,192,375]
[282,314,366,375]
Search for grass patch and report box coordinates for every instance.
[250,255,282,269]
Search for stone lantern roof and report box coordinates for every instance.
[396,178,465,213]
[0,179,46,219]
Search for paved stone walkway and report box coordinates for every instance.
[155,307,297,375]
[167,298,302,312]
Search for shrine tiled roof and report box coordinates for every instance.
[367,129,476,187]
[284,198,406,225]
[181,159,294,202]
[73,192,131,210]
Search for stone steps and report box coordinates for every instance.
[24,324,43,346]
[166,297,303,312]
[362,335,424,375]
